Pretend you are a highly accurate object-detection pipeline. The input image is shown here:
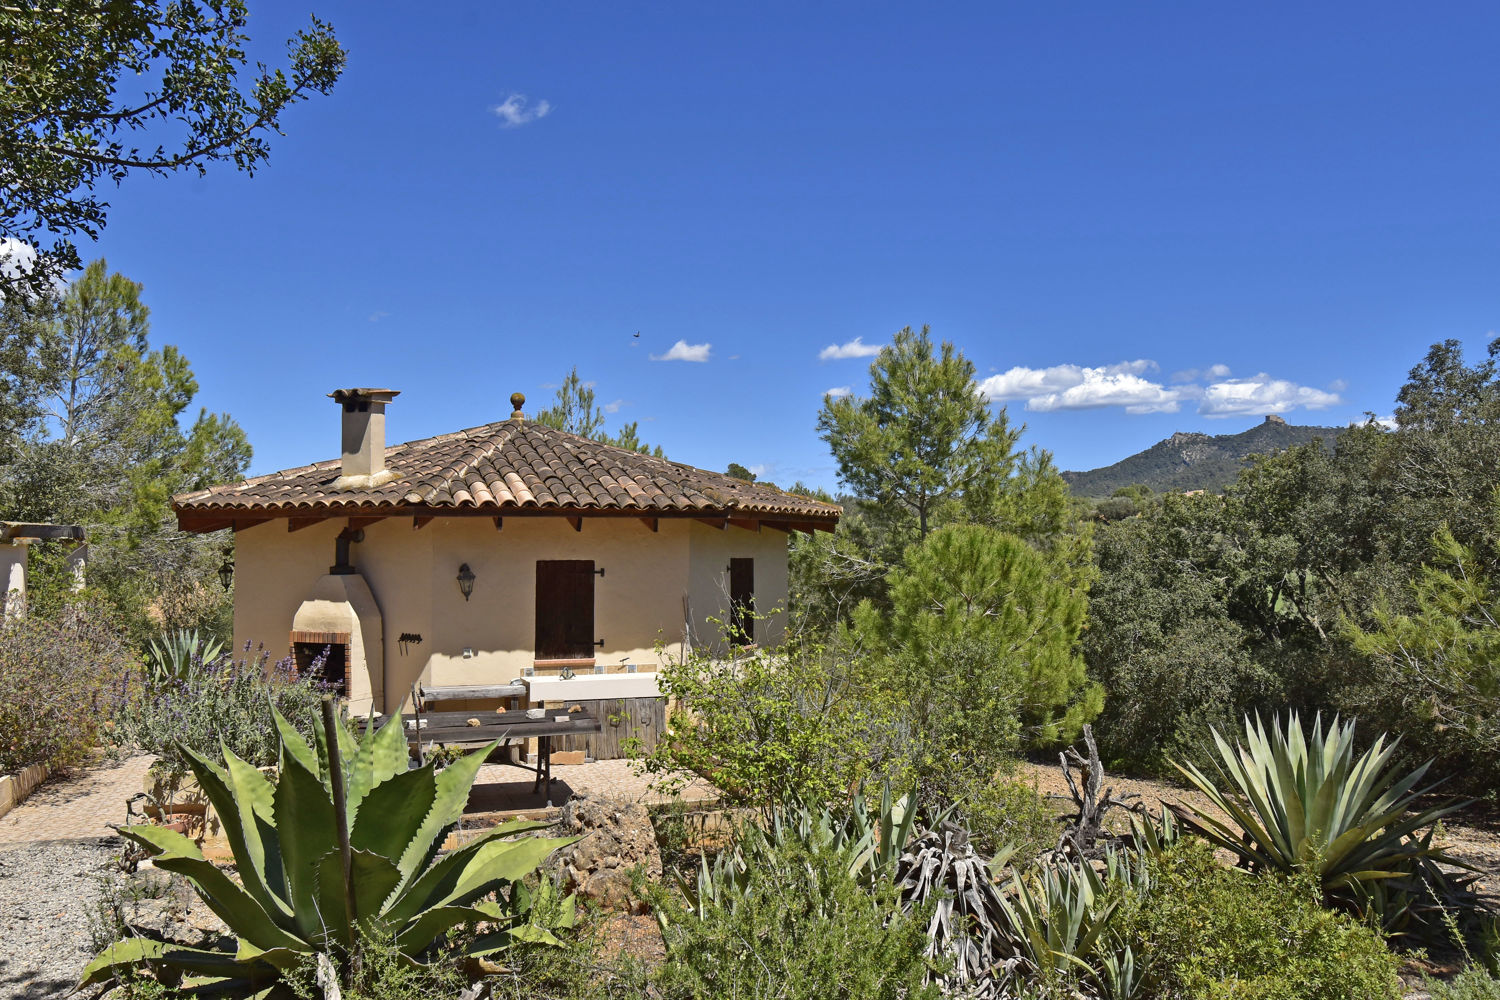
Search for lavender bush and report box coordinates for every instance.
[0,597,132,774]
[114,641,332,776]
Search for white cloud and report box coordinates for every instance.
[0,238,37,280]
[491,93,552,128]
[602,399,624,414]
[824,386,852,399]
[980,360,1179,413]
[1171,363,1232,383]
[748,463,772,478]
[651,340,712,362]
[367,310,389,323]
[1371,414,1398,430]
[819,337,884,361]
[1197,375,1341,417]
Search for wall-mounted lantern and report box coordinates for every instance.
[218,558,235,591]
[457,563,476,601]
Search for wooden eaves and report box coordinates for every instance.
[173,506,837,536]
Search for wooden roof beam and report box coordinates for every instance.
[727,517,760,533]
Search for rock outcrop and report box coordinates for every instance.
[551,792,662,914]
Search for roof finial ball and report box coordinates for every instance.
[510,392,526,420]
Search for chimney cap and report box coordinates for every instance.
[510,392,526,420]
[329,388,400,405]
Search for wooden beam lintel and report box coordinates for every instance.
[566,515,582,533]
[639,517,659,532]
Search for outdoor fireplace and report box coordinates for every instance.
[290,572,385,714]
[290,629,351,695]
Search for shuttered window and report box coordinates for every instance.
[729,557,754,645]
[535,560,596,661]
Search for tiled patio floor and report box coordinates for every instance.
[0,754,154,848]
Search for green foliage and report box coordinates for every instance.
[856,523,1100,754]
[84,706,579,996]
[725,462,756,481]
[1084,498,1263,771]
[0,595,131,772]
[534,366,663,456]
[1170,713,1464,928]
[0,260,249,650]
[1423,968,1500,1000]
[1109,839,1401,1000]
[654,831,941,1000]
[114,646,329,778]
[640,639,906,807]
[143,629,226,686]
[681,786,922,912]
[996,858,1129,998]
[817,325,1020,542]
[955,771,1055,860]
[0,1,345,300]
[1347,522,1500,795]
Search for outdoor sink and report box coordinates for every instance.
[522,673,662,703]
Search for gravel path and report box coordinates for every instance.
[0,837,119,999]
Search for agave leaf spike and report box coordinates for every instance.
[117,825,305,954]
[180,745,292,923]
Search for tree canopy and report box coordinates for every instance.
[534,367,663,457]
[817,325,1018,542]
[0,1,346,299]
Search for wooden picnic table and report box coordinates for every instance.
[401,707,601,805]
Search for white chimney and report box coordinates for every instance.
[328,388,400,490]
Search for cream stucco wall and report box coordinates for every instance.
[232,514,790,714]
[685,522,790,654]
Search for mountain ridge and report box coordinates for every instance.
[1061,415,1345,497]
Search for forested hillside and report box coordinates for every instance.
[1061,414,1345,496]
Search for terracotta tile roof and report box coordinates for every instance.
[173,419,841,524]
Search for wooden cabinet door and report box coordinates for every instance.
[535,560,595,660]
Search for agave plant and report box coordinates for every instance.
[678,783,923,920]
[1170,712,1465,909]
[997,861,1118,991]
[895,827,1012,995]
[144,628,226,685]
[83,705,578,996]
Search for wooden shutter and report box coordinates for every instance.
[729,557,754,645]
[535,560,596,661]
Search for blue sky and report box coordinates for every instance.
[84,2,1500,490]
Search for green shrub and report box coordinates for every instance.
[1112,839,1401,1000]
[1423,967,1500,1000]
[653,834,941,1000]
[0,596,131,773]
[853,523,1101,752]
[954,769,1054,860]
[113,642,329,776]
[640,638,907,807]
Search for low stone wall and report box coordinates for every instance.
[0,763,51,820]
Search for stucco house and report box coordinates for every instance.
[171,389,840,716]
